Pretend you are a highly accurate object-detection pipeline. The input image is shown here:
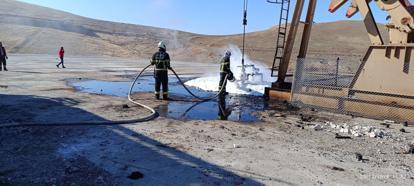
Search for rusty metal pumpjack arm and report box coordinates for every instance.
[329,0,414,44]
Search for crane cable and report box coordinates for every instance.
[242,0,248,67]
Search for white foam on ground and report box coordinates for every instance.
[185,45,277,96]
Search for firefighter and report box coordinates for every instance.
[56,47,65,68]
[219,50,234,95]
[151,41,171,100]
[0,42,8,71]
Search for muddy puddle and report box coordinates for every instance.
[67,77,265,122]
[156,96,264,122]
[67,76,211,97]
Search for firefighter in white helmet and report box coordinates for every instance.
[150,41,172,100]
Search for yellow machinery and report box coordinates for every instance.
[265,0,414,123]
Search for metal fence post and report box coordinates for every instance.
[335,57,340,86]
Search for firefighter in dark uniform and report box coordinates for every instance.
[219,50,234,95]
[0,42,8,71]
[151,41,171,100]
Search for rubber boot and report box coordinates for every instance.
[56,64,59,68]
[4,67,7,71]
[162,94,169,100]
[62,66,66,68]
[155,94,160,100]
[219,88,228,96]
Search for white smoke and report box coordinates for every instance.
[227,44,276,84]
[171,30,184,49]
[185,45,276,95]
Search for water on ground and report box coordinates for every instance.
[68,77,265,122]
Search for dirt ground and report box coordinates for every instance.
[0,54,413,186]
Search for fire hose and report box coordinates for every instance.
[169,68,228,101]
[0,65,228,128]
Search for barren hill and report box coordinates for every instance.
[0,0,386,65]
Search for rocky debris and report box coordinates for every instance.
[335,133,352,139]
[312,124,323,131]
[233,144,242,148]
[295,124,305,130]
[300,114,314,122]
[328,166,345,171]
[355,153,369,162]
[403,142,414,154]
[383,120,395,124]
[276,113,287,118]
[404,122,409,127]
[368,132,377,138]
[122,104,130,109]
[259,127,265,132]
[380,123,391,128]
[400,128,407,133]
[355,153,363,161]
[368,129,386,138]
[269,112,286,118]
[325,122,391,138]
[340,127,350,134]
[128,171,144,180]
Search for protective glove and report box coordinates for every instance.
[168,67,172,70]
[228,71,235,82]
[5,56,8,60]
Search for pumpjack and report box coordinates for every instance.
[265,0,414,122]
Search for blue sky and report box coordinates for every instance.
[18,0,388,35]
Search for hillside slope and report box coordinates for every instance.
[0,0,385,65]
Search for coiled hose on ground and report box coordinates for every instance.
[0,64,228,128]
[169,68,228,101]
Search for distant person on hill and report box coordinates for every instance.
[150,41,171,100]
[0,42,8,71]
[56,47,65,68]
[219,50,235,96]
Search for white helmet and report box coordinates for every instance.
[225,50,231,57]
[158,41,166,50]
